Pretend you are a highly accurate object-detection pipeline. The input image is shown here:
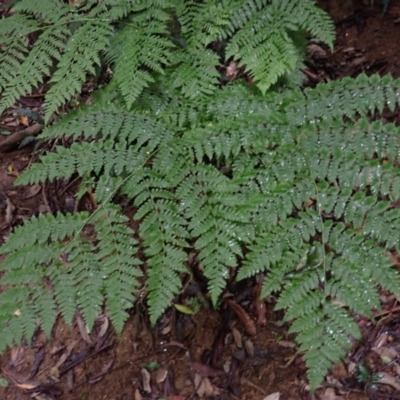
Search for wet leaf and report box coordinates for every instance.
[0,376,9,387]
[174,303,194,315]
[141,361,160,371]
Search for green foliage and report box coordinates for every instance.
[1,0,400,392]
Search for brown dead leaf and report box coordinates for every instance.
[244,338,255,357]
[96,314,109,337]
[194,373,214,398]
[372,346,399,363]
[1,367,39,390]
[376,371,400,391]
[225,61,240,81]
[393,363,400,377]
[263,393,281,400]
[319,387,344,400]
[226,299,257,336]
[29,347,45,379]
[254,282,267,326]
[76,314,93,345]
[231,327,242,348]
[5,196,15,225]
[307,43,327,58]
[18,115,29,126]
[88,358,114,383]
[9,347,24,367]
[134,388,143,400]
[277,340,297,349]
[66,369,74,391]
[22,184,42,199]
[191,362,224,378]
[56,340,78,368]
[155,367,168,384]
[49,366,60,381]
[141,368,151,393]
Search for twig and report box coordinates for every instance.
[0,123,43,152]
[0,114,56,152]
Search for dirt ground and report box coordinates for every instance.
[1,1,400,399]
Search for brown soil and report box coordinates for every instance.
[1,1,400,400]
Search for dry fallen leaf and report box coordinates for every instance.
[194,373,214,398]
[226,299,257,336]
[9,347,24,367]
[18,115,29,126]
[76,314,93,345]
[1,367,39,390]
[155,366,168,384]
[377,371,400,391]
[134,388,143,400]
[263,393,281,400]
[141,368,151,393]
[372,346,399,364]
[22,184,42,199]
[56,340,78,369]
[88,358,114,383]
[96,314,109,338]
[277,340,297,349]
[231,327,243,348]
[5,196,15,225]
[319,387,345,400]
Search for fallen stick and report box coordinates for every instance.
[0,122,43,152]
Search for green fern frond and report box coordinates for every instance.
[121,163,190,323]
[0,204,142,350]
[44,21,112,120]
[168,48,220,100]
[0,13,39,39]
[106,12,174,109]
[12,0,70,23]
[225,0,334,93]
[287,74,400,125]
[0,27,70,113]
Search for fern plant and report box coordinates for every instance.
[1,0,400,391]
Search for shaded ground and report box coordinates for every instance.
[1,1,400,399]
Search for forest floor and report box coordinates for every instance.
[1,1,400,399]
